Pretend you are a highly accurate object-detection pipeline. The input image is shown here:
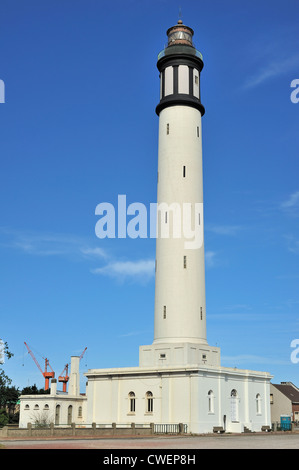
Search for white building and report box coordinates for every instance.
[19,20,272,433]
[19,356,87,428]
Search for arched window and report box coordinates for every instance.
[128,392,136,413]
[256,393,262,415]
[230,389,239,422]
[208,390,214,413]
[34,404,39,410]
[25,404,30,410]
[146,391,153,413]
[67,405,73,425]
[44,404,49,410]
[78,406,82,418]
[55,405,60,425]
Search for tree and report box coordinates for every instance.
[0,409,8,427]
[21,384,50,395]
[0,342,20,425]
[0,341,14,390]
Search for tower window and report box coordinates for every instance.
[197,126,200,137]
[200,307,203,320]
[163,306,166,319]
[195,75,199,85]
[184,255,187,268]
[167,123,170,135]
[165,211,168,223]
[183,165,186,178]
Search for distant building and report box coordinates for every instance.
[19,357,86,428]
[270,382,299,423]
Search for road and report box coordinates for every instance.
[1,433,299,449]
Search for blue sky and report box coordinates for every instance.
[1,0,299,391]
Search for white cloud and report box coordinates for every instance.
[242,54,299,90]
[281,191,299,217]
[285,235,299,255]
[117,330,149,338]
[205,251,217,268]
[221,354,289,366]
[92,259,155,282]
[0,227,108,259]
[80,247,108,259]
[206,224,243,236]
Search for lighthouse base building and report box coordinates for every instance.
[19,21,272,433]
[84,348,271,434]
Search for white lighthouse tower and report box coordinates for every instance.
[139,20,220,367]
[154,20,207,346]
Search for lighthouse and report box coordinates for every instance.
[19,19,272,435]
[154,20,207,346]
[139,20,220,367]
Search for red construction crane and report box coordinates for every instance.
[58,363,69,392]
[24,342,55,391]
[58,347,87,392]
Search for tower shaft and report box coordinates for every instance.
[154,105,207,344]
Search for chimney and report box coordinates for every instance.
[68,356,80,396]
[50,378,57,395]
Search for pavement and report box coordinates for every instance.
[1,432,299,449]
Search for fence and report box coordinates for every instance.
[154,423,188,434]
[0,422,187,439]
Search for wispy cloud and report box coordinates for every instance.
[0,227,108,260]
[206,224,244,236]
[91,259,155,283]
[205,250,217,268]
[117,330,150,338]
[285,235,299,255]
[80,247,108,259]
[0,227,155,284]
[223,304,252,311]
[281,191,299,217]
[222,354,289,366]
[242,54,299,90]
